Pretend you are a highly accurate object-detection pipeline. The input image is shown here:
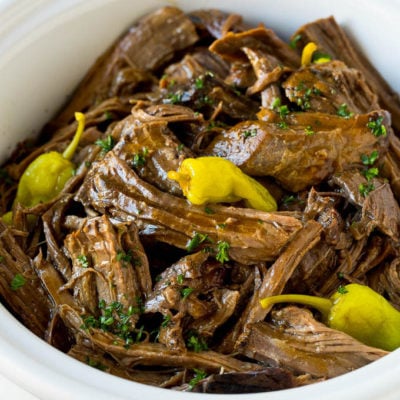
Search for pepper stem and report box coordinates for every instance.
[63,112,85,160]
[260,293,333,321]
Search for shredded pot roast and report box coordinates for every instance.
[1,7,400,393]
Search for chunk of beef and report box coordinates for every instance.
[75,152,304,264]
[292,16,400,131]
[163,48,230,83]
[219,220,322,352]
[191,368,301,393]
[59,303,262,373]
[209,27,300,68]
[53,7,199,126]
[206,110,389,192]
[63,215,149,317]
[330,170,400,241]
[111,114,195,196]
[282,60,379,114]
[189,9,248,39]
[0,221,52,337]
[239,306,387,379]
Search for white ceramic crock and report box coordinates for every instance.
[0,1,400,399]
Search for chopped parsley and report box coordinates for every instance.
[337,285,349,295]
[181,287,194,299]
[359,182,375,197]
[289,34,302,49]
[186,232,211,252]
[189,369,208,390]
[282,195,296,205]
[166,91,183,104]
[305,125,315,135]
[362,167,379,181]
[276,121,288,129]
[204,206,215,215]
[77,254,89,268]
[161,314,171,328]
[95,135,115,153]
[177,143,184,152]
[177,273,184,285]
[361,150,379,166]
[195,76,205,89]
[0,255,4,263]
[86,357,107,371]
[186,332,208,352]
[336,103,354,119]
[82,299,144,346]
[10,273,26,290]
[367,116,387,137]
[116,251,131,262]
[132,147,149,168]
[242,128,258,139]
[216,240,230,263]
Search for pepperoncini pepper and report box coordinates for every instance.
[2,112,85,223]
[260,283,400,351]
[167,156,277,212]
[301,42,331,66]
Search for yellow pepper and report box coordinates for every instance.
[2,112,85,223]
[167,156,277,212]
[260,283,400,351]
[301,42,331,66]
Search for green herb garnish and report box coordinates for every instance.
[305,125,315,135]
[216,240,230,263]
[186,232,211,252]
[181,287,194,299]
[188,369,208,390]
[337,285,349,294]
[95,135,115,153]
[361,150,379,166]
[177,273,184,285]
[359,182,375,197]
[367,116,387,137]
[195,77,204,89]
[337,103,354,119]
[86,357,107,371]
[186,332,208,352]
[289,34,302,49]
[10,273,26,290]
[132,147,149,168]
[77,254,89,268]
[242,129,258,139]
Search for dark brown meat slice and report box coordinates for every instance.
[163,48,230,82]
[0,221,52,337]
[68,342,185,387]
[63,215,148,317]
[220,220,322,352]
[240,306,387,379]
[292,16,400,131]
[42,195,74,280]
[330,170,400,241]
[282,60,379,114]
[111,115,194,196]
[209,27,300,68]
[189,9,248,39]
[59,303,262,373]
[160,72,260,120]
[191,368,300,393]
[242,47,291,97]
[53,7,199,125]
[206,110,389,192]
[369,258,400,310]
[75,152,304,264]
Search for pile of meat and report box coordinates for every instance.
[1,7,400,393]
